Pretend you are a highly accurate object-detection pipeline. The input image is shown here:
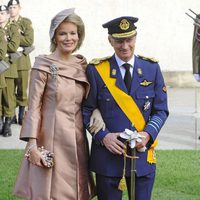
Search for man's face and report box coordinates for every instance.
[8,5,20,18]
[109,36,136,62]
[0,11,9,24]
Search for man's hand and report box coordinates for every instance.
[135,131,150,150]
[102,132,126,155]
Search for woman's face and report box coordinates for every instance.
[54,21,79,54]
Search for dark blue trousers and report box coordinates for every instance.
[96,172,155,200]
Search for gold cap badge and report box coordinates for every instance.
[119,19,130,30]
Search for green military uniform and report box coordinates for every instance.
[2,21,20,118]
[14,16,34,107]
[0,28,7,90]
[0,28,7,134]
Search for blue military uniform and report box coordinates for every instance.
[83,16,169,200]
[83,55,169,199]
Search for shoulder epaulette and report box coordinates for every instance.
[137,55,158,63]
[89,56,112,65]
[21,17,32,23]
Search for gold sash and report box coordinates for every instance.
[95,60,157,164]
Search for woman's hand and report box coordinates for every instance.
[25,141,48,167]
[89,108,105,134]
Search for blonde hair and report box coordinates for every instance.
[50,13,85,53]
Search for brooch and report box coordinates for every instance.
[49,63,58,79]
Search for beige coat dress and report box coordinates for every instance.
[13,54,95,200]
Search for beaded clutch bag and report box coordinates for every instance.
[38,146,54,168]
[25,145,54,168]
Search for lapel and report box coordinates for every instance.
[129,56,144,95]
[108,55,128,93]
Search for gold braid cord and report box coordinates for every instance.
[118,140,138,191]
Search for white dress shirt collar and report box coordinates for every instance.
[114,54,135,67]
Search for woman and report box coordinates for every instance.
[13,8,103,200]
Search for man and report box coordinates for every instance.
[7,0,34,125]
[83,16,169,200]
[0,19,8,135]
[0,4,20,137]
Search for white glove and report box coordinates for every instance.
[120,129,146,152]
[89,108,106,134]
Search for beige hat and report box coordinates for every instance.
[49,8,75,40]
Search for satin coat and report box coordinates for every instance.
[83,55,169,177]
[13,54,95,200]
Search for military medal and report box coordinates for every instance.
[143,100,150,111]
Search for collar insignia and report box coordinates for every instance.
[140,80,153,87]
[137,68,142,76]
[112,69,116,76]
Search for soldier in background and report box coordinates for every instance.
[0,20,8,135]
[0,4,20,137]
[192,14,200,81]
[7,0,34,125]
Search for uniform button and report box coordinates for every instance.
[106,98,110,101]
[146,96,149,99]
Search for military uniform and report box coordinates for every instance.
[83,16,169,200]
[8,0,34,125]
[0,28,7,134]
[2,19,20,136]
[13,16,34,124]
[192,15,200,81]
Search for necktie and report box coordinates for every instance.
[123,63,132,93]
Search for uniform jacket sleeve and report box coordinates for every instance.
[143,64,169,142]
[0,30,7,60]
[19,18,34,47]
[20,69,47,141]
[82,64,110,144]
[7,23,20,53]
